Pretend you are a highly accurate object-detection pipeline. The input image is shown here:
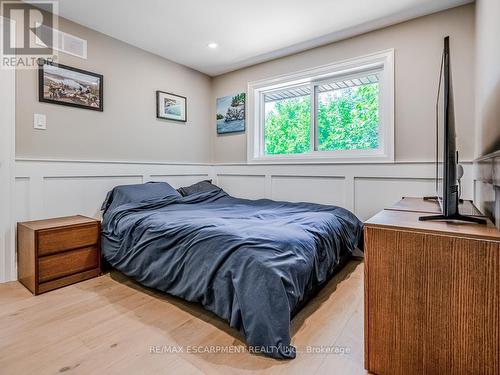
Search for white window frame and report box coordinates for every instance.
[247,49,394,164]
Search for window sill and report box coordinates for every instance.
[247,153,395,165]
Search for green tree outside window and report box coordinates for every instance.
[264,83,379,155]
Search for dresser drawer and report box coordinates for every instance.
[37,224,99,256]
[38,246,99,283]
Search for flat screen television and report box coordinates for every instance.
[419,36,485,224]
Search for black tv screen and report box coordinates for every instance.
[436,36,458,216]
[421,36,485,224]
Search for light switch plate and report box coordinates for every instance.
[34,113,46,130]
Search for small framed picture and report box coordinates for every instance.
[156,91,187,122]
[38,60,103,111]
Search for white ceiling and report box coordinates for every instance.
[56,0,472,76]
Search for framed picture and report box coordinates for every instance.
[216,92,245,134]
[38,60,103,111]
[156,91,187,122]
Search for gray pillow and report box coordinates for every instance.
[102,182,181,213]
[177,180,220,197]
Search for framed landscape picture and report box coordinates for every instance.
[216,92,245,134]
[156,91,187,122]
[38,60,103,111]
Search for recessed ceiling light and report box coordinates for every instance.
[207,42,218,49]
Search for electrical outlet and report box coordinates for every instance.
[34,113,46,130]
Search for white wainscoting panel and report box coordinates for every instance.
[354,177,435,221]
[14,177,30,223]
[473,151,500,228]
[15,159,214,222]
[7,159,213,281]
[43,176,144,219]
[271,175,345,206]
[216,174,266,199]
[148,174,211,188]
[6,159,473,283]
[474,180,499,227]
[213,162,473,221]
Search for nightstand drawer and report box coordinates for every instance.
[38,223,99,256]
[38,246,99,283]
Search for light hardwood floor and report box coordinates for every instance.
[0,260,365,375]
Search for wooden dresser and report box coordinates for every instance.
[17,215,101,295]
[364,197,500,375]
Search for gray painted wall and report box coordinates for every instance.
[475,0,500,157]
[473,0,500,224]
[15,6,477,166]
[210,4,475,163]
[16,17,212,163]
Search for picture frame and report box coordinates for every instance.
[156,90,187,122]
[38,60,103,111]
[216,92,245,134]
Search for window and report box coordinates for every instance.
[248,50,394,163]
[264,85,311,155]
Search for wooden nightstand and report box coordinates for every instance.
[17,215,101,295]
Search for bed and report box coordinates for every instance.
[100,181,364,359]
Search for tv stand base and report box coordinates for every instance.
[418,213,486,224]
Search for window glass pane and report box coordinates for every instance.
[317,80,379,151]
[264,86,311,155]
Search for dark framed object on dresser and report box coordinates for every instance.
[17,215,101,295]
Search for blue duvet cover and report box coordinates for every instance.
[101,189,363,359]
